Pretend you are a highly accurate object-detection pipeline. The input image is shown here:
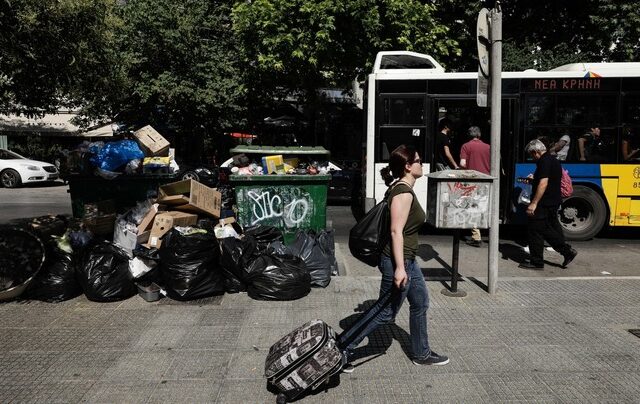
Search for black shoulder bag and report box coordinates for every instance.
[348,181,408,266]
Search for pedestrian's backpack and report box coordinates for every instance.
[560,168,573,198]
[348,189,392,267]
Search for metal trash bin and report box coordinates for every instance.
[427,170,493,229]
[66,174,179,218]
[230,174,330,244]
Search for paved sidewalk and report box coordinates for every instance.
[1,261,639,403]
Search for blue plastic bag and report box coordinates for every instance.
[89,140,144,172]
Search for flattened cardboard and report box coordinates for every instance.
[157,179,221,218]
[137,203,166,234]
[133,125,170,156]
[147,211,198,248]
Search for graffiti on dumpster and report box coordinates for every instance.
[236,186,314,229]
[248,190,310,226]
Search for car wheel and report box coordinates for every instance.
[558,185,607,241]
[1,169,22,188]
[181,170,200,182]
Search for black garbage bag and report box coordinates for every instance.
[159,228,223,300]
[267,240,289,255]
[317,229,339,276]
[218,184,236,210]
[243,251,311,301]
[219,237,255,293]
[77,241,136,302]
[26,238,81,302]
[0,227,45,293]
[11,215,69,240]
[243,225,283,251]
[288,231,332,288]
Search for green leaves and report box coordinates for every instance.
[232,0,460,102]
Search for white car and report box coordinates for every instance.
[0,148,59,188]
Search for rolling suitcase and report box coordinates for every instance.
[264,290,394,402]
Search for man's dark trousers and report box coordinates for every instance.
[528,205,573,266]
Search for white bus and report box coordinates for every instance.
[363,51,640,240]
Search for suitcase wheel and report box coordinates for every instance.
[276,393,288,404]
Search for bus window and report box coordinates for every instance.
[621,126,640,162]
[382,97,424,125]
[525,95,554,125]
[378,127,426,163]
[380,54,436,70]
[557,95,617,126]
[623,94,640,125]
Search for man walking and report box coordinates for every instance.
[519,139,577,269]
[435,118,459,170]
[460,126,490,247]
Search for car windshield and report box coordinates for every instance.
[0,149,25,160]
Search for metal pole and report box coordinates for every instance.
[451,229,460,292]
[488,4,502,294]
[442,229,467,297]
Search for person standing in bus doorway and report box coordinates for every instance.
[340,144,449,373]
[435,118,460,170]
[459,126,490,247]
[519,139,578,269]
[578,125,605,161]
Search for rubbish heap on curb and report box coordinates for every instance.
[65,125,178,179]
[1,182,337,304]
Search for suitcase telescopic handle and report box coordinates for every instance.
[337,288,396,349]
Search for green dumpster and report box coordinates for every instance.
[230,174,330,244]
[66,174,178,218]
[227,146,332,244]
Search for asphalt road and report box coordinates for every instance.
[0,181,72,223]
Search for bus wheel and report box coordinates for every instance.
[558,185,607,241]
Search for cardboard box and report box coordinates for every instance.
[283,157,299,172]
[157,179,221,218]
[262,155,285,174]
[142,157,171,174]
[84,214,116,235]
[133,125,170,156]
[137,203,166,234]
[147,211,198,248]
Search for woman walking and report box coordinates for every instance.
[341,144,449,372]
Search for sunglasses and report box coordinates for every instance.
[411,158,422,165]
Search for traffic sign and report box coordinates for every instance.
[477,8,491,78]
[477,67,489,107]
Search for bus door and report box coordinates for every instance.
[431,97,518,222]
[374,92,429,212]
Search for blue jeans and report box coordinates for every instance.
[341,255,431,360]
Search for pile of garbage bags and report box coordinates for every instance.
[0,215,338,304]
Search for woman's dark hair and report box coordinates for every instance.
[380,145,417,186]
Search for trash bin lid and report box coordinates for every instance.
[229,145,330,156]
[229,174,331,182]
[427,169,494,181]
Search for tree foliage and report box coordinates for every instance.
[0,0,121,117]
[2,0,638,136]
[232,0,460,103]
[111,0,246,134]
[435,0,639,72]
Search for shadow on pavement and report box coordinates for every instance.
[21,181,67,188]
[338,299,412,363]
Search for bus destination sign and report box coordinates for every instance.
[523,78,619,92]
